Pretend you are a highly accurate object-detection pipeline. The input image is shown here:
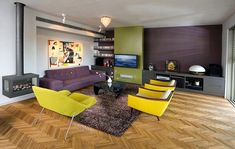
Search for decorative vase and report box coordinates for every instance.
[107,82,112,87]
[148,63,154,71]
[107,77,112,83]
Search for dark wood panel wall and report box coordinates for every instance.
[144,25,222,72]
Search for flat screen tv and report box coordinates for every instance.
[114,54,138,68]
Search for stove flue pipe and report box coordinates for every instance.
[15,2,25,76]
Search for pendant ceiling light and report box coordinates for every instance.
[101,16,111,28]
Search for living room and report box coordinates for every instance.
[1,0,235,148]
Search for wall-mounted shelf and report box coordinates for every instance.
[94,38,114,42]
[94,55,114,58]
[94,46,114,51]
[93,31,114,68]
[94,48,114,51]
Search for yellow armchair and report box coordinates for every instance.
[150,79,176,87]
[128,88,173,120]
[144,83,176,91]
[32,86,96,140]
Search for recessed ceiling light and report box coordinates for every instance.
[62,13,66,24]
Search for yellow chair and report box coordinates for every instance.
[32,86,96,140]
[150,79,176,87]
[144,83,176,91]
[128,88,174,120]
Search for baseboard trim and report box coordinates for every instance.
[0,94,35,106]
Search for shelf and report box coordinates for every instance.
[94,48,114,51]
[94,40,114,43]
[94,55,114,58]
[185,85,203,91]
[94,38,114,42]
[94,46,114,50]
[91,65,114,69]
[94,31,114,67]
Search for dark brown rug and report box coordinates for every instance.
[74,85,141,136]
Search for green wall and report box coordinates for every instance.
[114,26,143,84]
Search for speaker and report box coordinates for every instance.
[208,64,222,77]
[95,58,103,66]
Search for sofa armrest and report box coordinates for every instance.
[90,70,105,75]
[90,70,106,81]
[39,78,64,91]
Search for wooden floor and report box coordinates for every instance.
[0,90,235,149]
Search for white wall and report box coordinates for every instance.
[37,28,95,77]
[0,1,34,105]
[0,1,97,106]
[222,13,235,99]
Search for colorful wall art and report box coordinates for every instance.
[48,40,83,68]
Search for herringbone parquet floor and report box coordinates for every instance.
[0,89,235,149]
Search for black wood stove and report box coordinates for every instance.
[2,2,39,98]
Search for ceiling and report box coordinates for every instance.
[12,0,235,29]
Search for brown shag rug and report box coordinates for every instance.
[74,85,141,136]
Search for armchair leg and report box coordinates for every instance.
[33,107,45,125]
[64,115,76,140]
[156,116,160,121]
[130,108,134,117]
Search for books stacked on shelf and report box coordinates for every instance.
[94,38,114,42]
[93,32,115,66]
[94,52,114,58]
[94,46,114,50]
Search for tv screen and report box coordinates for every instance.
[114,54,138,68]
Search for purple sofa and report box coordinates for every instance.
[39,66,105,91]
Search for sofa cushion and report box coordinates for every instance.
[64,77,88,86]
[63,82,90,91]
[39,78,64,91]
[45,67,77,81]
[63,74,102,86]
[74,66,90,78]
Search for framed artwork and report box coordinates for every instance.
[48,40,83,68]
[166,60,179,72]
